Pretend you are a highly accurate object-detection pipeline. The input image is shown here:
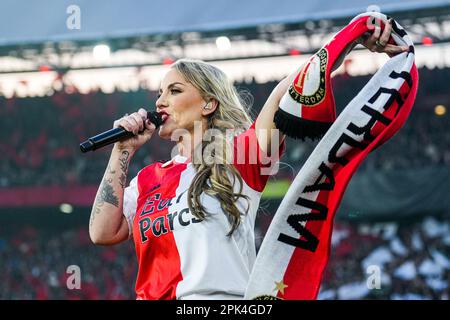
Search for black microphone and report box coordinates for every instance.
[79,111,164,153]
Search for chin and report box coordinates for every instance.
[158,123,178,140]
[158,127,171,140]
[159,121,189,141]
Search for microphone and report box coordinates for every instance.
[79,111,164,153]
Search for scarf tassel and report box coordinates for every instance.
[274,108,332,140]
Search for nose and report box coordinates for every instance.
[156,94,167,113]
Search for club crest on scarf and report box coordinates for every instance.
[289,48,328,106]
[274,45,335,140]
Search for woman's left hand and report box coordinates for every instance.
[358,19,409,57]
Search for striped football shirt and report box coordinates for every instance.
[123,121,285,299]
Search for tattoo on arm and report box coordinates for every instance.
[98,178,120,207]
[90,151,130,226]
[90,178,120,226]
[118,151,130,189]
[119,173,127,189]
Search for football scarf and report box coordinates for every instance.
[245,12,418,300]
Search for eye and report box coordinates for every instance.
[170,88,181,94]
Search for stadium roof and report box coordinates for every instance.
[1,0,450,46]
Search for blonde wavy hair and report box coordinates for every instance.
[172,59,253,236]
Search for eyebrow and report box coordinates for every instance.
[159,82,185,93]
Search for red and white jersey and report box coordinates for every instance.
[123,122,285,300]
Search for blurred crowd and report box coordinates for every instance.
[0,214,449,299]
[0,223,136,299]
[319,216,450,300]
[0,67,449,188]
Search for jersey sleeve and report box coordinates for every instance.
[233,121,286,192]
[123,175,139,237]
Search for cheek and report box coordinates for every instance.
[173,107,202,128]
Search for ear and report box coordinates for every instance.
[201,98,218,117]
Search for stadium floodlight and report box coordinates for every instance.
[59,203,73,214]
[93,44,111,60]
[216,36,231,51]
[435,105,446,116]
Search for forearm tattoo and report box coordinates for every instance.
[118,151,130,189]
[90,177,119,226]
[98,177,120,207]
[90,150,130,226]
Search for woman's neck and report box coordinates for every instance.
[177,136,192,158]
[177,120,207,159]
[176,132,203,159]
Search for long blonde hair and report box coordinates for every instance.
[172,59,253,236]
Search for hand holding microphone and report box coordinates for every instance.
[80,108,165,153]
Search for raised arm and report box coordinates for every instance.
[254,72,296,155]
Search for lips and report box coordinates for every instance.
[158,111,169,123]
